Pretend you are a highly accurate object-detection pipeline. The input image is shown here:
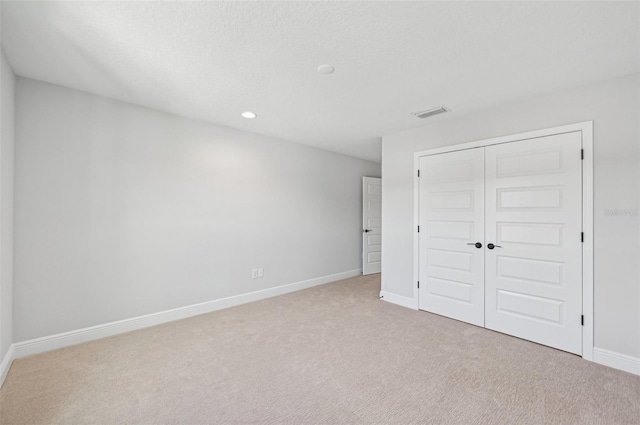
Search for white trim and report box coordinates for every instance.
[413,121,594,360]
[379,291,419,310]
[412,154,420,309]
[413,121,591,157]
[0,345,15,388]
[593,347,640,376]
[581,122,594,361]
[12,269,361,360]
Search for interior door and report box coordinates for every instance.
[362,177,382,275]
[418,149,485,326]
[484,132,583,354]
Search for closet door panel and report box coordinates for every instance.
[418,149,485,326]
[484,132,583,355]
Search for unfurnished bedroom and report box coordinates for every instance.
[0,1,638,424]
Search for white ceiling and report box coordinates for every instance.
[2,1,639,163]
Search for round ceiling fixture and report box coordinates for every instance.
[317,64,335,75]
[241,111,257,119]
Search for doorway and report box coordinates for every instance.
[363,177,382,275]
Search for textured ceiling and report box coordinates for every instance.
[2,1,639,163]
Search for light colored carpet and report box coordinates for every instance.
[1,274,638,425]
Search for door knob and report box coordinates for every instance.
[466,242,483,249]
[363,229,372,233]
[487,243,502,250]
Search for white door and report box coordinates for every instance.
[362,177,382,275]
[418,149,485,326]
[484,132,583,354]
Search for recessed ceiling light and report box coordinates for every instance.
[241,111,257,119]
[317,64,335,75]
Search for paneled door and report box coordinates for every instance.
[362,177,382,275]
[418,149,485,327]
[484,132,583,354]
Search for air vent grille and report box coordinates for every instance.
[412,106,449,119]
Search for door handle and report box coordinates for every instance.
[487,243,502,250]
[363,229,372,233]
[466,242,483,249]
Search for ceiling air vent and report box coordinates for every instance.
[412,106,449,119]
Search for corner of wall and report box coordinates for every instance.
[0,47,16,371]
[0,343,15,388]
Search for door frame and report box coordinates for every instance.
[413,121,594,360]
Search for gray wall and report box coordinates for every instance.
[14,78,380,342]
[0,50,16,362]
[382,73,640,359]
[0,49,15,362]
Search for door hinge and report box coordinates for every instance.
[581,315,584,326]
[581,149,584,160]
[417,225,420,233]
[581,232,584,242]
[417,281,420,289]
[417,169,420,177]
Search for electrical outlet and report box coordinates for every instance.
[252,269,258,279]
[258,268,264,277]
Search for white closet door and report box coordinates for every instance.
[362,177,382,275]
[419,149,485,326]
[484,132,583,354]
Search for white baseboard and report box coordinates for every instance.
[593,347,640,376]
[379,291,418,310]
[0,345,15,388]
[12,269,361,360]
